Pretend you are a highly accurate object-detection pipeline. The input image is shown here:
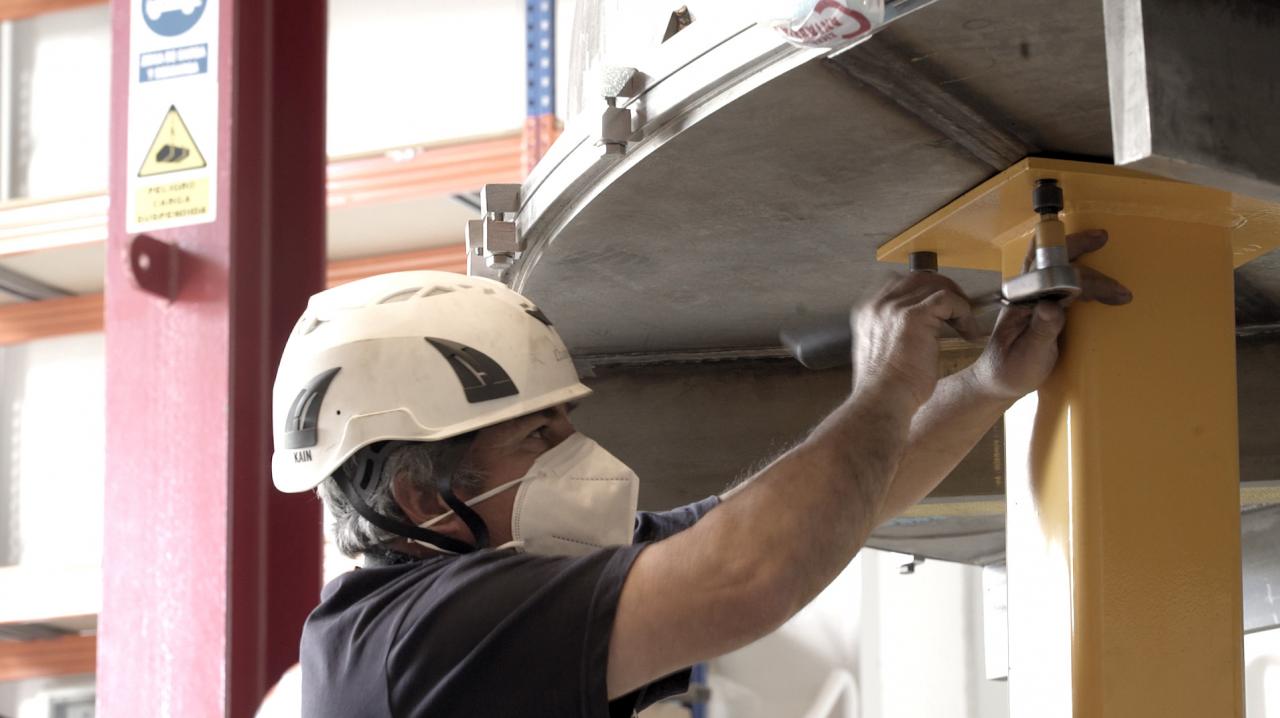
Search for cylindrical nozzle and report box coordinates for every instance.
[1032,179,1067,263]
[1001,178,1082,304]
[1032,179,1063,215]
[908,251,938,273]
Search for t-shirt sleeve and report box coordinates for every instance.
[632,495,721,543]
[386,544,669,718]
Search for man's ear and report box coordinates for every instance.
[390,472,449,525]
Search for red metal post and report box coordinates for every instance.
[101,0,326,714]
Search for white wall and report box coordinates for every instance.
[1249,629,1280,718]
[706,549,1006,718]
[4,1,532,201]
[0,679,14,717]
[326,0,526,157]
[8,6,111,199]
[708,548,1280,718]
[863,551,1008,718]
[708,552,863,718]
[0,332,104,567]
[0,674,94,718]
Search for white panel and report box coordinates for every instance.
[1247,628,1280,718]
[870,551,1009,718]
[0,679,16,717]
[12,675,95,718]
[11,6,111,199]
[555,0,575,121]
[704,549,1008,718]
[0,333,105,568]
[707,555,862,718]
[327,194,473,260]
[326,0,526,156]
[0,242,106,295]
[8,2,530,200]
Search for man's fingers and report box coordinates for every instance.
[990,303,1033,348]
[1077,265,1132,305]
[950,313,984,342]
[1067,229,1108,260]
[1027,301,1066,341]
[882,271,973,313]
[918,288,973,324]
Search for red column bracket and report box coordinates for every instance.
[126,234,182,302]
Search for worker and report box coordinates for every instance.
[271,230,1129,717]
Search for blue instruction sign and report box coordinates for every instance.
[141,0,206,37]
[139,43,208,82]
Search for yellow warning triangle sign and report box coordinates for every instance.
[138,105,207,177]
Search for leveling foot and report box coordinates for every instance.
[1001,179,1082,305]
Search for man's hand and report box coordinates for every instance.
[853,271,980,408]
[969,229,1132,400]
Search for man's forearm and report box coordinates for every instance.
[697,382,919,614]
[874,366,1013,524]
[605,272,998,697]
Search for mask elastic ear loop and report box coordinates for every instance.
[432,432,491,549]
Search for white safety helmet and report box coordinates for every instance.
[271,270,591,495]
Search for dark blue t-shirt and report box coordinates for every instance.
[300,497,721,717]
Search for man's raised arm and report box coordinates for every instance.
[605,270,971,698]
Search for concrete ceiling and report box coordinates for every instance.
[529,0,1280,583]
[516,0,1280,356]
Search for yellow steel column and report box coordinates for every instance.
[1003,215,1240,717]
[877,159,1280,718]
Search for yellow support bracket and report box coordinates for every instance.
[879,158,1279,718]
[878,158,1280,271]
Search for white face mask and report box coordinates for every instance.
[416,432,639,557]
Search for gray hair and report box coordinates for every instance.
[316,440,484,558]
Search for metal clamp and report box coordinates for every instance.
[1001,179,1082,304]
[466,183,522,279]
[599,67,638,156]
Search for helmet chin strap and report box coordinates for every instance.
[333,434,490,555]
[335,469,476,555]
[431,433,492,550]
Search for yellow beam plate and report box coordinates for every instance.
[877,158,1280,272]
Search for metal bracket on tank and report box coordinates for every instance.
[599,67,637,156]
[466,183,522,279]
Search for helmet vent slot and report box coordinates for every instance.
[526,307,553,326]
[283,367,342,449]
[420,286,455,298]
[377,288,420,304]
[425,338,519,403]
